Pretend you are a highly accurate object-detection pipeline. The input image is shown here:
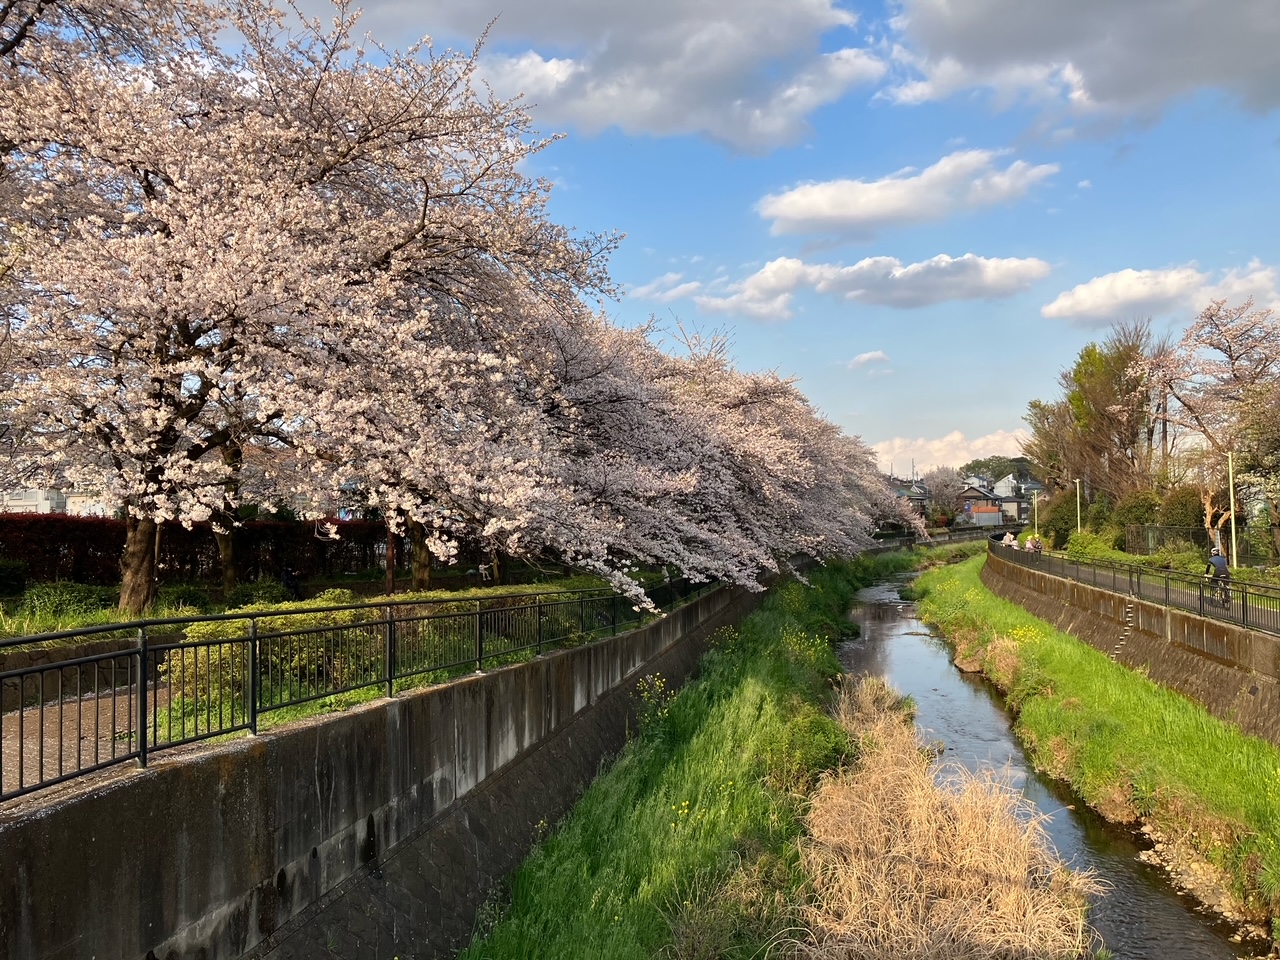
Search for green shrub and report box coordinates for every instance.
[1042,492,1080,549]
[758,701,849,792]
[1159,485,1205,528]
[1085,493,1112,532]
[166,588,378,705]
[1113,489,1161,530]
[157,582,213,613]
[0,558,27,596]
[224,577,288,608]
[20,581,118,618]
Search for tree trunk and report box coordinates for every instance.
[408,520,432,591]
[489,551,502,586]
[213,524,240,597]
[384,520,397,595]
[119,514,158,614]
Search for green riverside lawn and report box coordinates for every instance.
[458,551,948,960]
[915,553,1280,926]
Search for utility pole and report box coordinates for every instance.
[1074,479,1082,534]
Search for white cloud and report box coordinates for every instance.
[849,350,889,367]
[872,429,1031,472]
[697,252,1051,319]
[629,272,703,303]
[1041,260,1280,326]
[1077,179,1091,188]
[758,149,1058,238]
[312,0,884,151]
[886,0,1280,118]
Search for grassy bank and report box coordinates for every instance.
[915,554,1280,930]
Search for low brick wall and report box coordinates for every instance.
[983,551,1280,746]
[0,585,761,960]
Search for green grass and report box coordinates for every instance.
[915,554,1280,918]
[458,559,901,960]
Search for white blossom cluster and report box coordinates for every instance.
[0,0,912,605]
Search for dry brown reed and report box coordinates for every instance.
[794,675,1101,960]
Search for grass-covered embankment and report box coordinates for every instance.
[915,554,1280,929]
[461,558,902,960]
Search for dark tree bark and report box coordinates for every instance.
[213,525,240,597]
[407,519,432,591]
[119,513,158,614]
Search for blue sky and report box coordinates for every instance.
[301,0,1280,473]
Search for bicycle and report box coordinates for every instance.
[1204,576,1231,609]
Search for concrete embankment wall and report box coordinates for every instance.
[982,551,1280,747]
[0,585,762,960]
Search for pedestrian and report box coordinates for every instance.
[281,566,302,601]
[1001,531,1016,547]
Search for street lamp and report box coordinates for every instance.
[1032,490,1040,537]
[1074,479,1082,534]
[1228,451,1239,568]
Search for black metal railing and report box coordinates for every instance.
[989,541,1280,638]
[0,577,708,803]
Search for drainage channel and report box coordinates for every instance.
[839,578,1269,959]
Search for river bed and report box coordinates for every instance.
[839,578,1269,959]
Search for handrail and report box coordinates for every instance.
[0,581,652,650]
[987,541,1280,638]
[0,576,711,803]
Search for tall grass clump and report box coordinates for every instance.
[796,675,1100,960]
[460,563,874,960]
[915,554,1280,927]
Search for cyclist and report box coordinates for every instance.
[1204,546,1230,605]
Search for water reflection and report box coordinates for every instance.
[839,579,1263,960]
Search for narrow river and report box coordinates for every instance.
[839,578,1268,960]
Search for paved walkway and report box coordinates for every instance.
[1,684,173,799]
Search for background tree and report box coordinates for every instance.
[1022,321,1161,503]
[957,455,1038,483]
[920,466,964,525]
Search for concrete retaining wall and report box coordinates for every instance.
[983,551,1280,746]
[0,585,760,960]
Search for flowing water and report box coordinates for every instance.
[839,578,1270,960]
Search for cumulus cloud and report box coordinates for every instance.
[303,0,884,151]
[758,149,1058,238]
[1041,259,1280,325]
[697,253,1051,319]
[629,272,702,303]
[885,0,1280,118]
[872,429,1031,472]
[849,350,889,367]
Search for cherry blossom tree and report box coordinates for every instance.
[1140,298,1280,544]
[0,0,616,611]
[1,0,897,613]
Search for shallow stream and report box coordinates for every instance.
[839,578,1269,959]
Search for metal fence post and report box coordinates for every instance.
[536,596,544,655]
[136,625,148,768]
[384,605,396,698]
[248,618,259,734]
[474,600,483,672]
[1242,587,1249,627]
